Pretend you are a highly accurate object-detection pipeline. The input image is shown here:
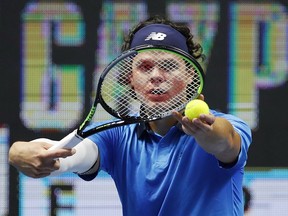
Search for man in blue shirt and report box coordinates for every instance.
[9,15,252,215]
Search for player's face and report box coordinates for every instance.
[129,51,192,106]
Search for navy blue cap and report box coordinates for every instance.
[130,24,189,53]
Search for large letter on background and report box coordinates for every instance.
[228,3,288,129]
[20,3,85,130]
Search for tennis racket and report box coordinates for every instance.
[49,45,205,150]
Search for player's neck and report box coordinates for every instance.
[149,116,178,136]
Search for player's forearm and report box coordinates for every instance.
[36,131,100,176]
[9,136,100,178]
[51,138,100,176]
[196,117,241,163]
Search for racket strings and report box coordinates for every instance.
[100,49,202,120]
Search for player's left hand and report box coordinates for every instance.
[172,111,216,137]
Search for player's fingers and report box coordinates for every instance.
[171,112,197,134]
[182,126,198,135]
[172,111,205,135]
[44,158,60,170]
[172,111,184,123]
[29,169,54,178]
[33,166,57,174]
[197,94,204,100]
[192,118,211,133]
[45,148,75,160]
[198,114,215,125]
[33,173,51,178]
[23,160,59,178]
[31,157,59,172]
[41,143,55,150]
[182,117,199,133]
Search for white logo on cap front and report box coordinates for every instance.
[145,32,167,41]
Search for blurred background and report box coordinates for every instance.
[1,0,288,215]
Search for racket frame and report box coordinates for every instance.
[78,45,205,138]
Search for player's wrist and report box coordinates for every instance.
[50,138,99,176]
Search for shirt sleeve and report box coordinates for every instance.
[211,110,252,169]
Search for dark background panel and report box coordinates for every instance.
[1,0,288,215]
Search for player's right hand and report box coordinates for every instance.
[8,141,75,178]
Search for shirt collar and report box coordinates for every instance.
[137,121,183,138]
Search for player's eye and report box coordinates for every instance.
[136,60,154,72]
[159,59,179,72]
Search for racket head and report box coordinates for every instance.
[97,45,205,122]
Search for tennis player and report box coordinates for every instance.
[9,15,252,215]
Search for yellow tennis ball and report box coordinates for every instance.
[184,99,210,120]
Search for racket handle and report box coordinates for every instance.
[48,130,83,151]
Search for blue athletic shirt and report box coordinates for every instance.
[80,109,252,216]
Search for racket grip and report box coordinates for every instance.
[48,130,83,151]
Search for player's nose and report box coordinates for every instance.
[150,68,165,84]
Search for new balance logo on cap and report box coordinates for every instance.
[131,24,189,52]
[145,32,167,41]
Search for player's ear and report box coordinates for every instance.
[128,73,134,88]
